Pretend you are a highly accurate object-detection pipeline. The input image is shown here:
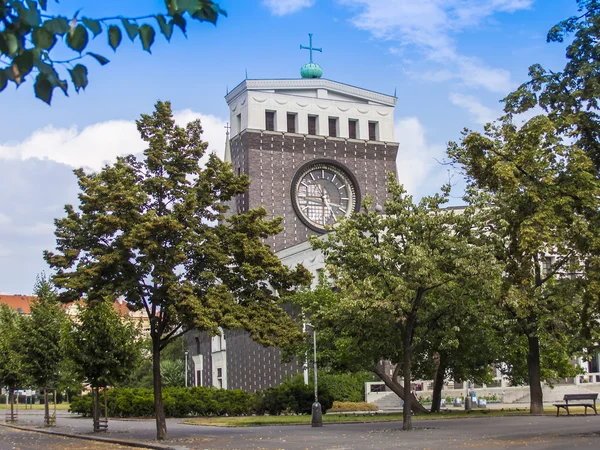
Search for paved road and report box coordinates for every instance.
[0,425,148,450]
[3,410,600,449]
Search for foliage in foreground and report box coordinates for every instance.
[0,0,226,103]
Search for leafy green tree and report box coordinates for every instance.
[502,0,600,352]
[0,303,27,421]
[44,101,311,440]
[62,298,142,431]
[160,360,185,387]
[448,115,600,414]
[308,178,495,430]
[504,0,600,170]
[0,0,226,103]
[21,274,67,426]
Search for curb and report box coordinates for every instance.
[0,423,177,450]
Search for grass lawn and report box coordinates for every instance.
[3,403,71,411]
[182,406,571,427]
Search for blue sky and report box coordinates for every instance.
[0,0,579,293]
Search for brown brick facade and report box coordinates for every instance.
[230,129,399,252]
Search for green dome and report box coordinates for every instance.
[301,63,323,79]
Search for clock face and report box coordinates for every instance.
[291,161,359,232]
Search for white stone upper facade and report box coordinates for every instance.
[225,78,397,142]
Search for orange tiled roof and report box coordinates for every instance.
[0,294,35,314]
[0,294,137,318]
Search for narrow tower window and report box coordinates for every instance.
[348,119,358,139]
[368,121,379,141]
[287,113,297,133]
[328,117,338,137]
[265,111,275,131]
[308,115,318,135]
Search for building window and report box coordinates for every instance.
[195,337,200,354]
[217,367,223,388]
[287,113,297,133]
[236,113,241,134]
[196,370,202,387]
[348,119,358,139]
[308,115,318,135]
[328,117,338,137]
[265,111,275,131]
[368,121,379,141]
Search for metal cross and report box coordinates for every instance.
[300,33,322,64]
[224,122,230,135]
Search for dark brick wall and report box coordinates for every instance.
[230,129,399,252]
[185,329,301,392]
[225,329,301,392]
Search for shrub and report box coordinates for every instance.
[320,372,376,403]
[328,401,379,412]
[69,394,93,416]
[254,374,333,415]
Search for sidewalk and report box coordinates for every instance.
[3,407,600,449]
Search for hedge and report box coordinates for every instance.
[70,376,333,418]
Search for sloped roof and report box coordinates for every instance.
[0,294,34,314]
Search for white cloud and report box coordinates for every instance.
[449,93,497,125]
[0,111,227,172]
[263,0,315,16]
[395,117,448,197]
[341,0,532,93]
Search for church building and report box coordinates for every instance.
[185,35,399,392]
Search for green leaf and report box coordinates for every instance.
[170,15,187,35]
[34,73,54,104]
[66,25,89,53]
[17,1,41,27]
[32,27,57,50]
[43,17,70,35]
[139,25,155,53]
[155,15,173,41]
[108,25,122,51]
[82,17,102,37]
[0,70,7,93]
[121,19,139,41]
[87,52,110,65]
[0,32,19,56]
[68,64,88,92]
[12,50,35,84]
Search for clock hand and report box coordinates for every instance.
[323,197,337,222]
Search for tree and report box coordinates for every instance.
[0,0,226,103]
[44,100,311,440]
[308,178,495,430]
[502,0,600,353]
[62,298,142,432]
[447,115,600,414]
[20,274,67,426]
[504,0,600,171]
[0,303,27,422]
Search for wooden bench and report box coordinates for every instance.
[554,393,598,416]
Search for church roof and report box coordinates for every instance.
[225,78,397,107]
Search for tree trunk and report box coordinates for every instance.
[527,335,544,415]
[152,336,167,440]
[44,388,50,426]
[92,387,99,432]
[9,386,15,422]
[372,365,428,414]
[431,360,446,413]
[402,339,413,431]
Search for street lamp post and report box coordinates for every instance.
[306,323,322,427]
[184,350,189,388]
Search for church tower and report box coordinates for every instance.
[225,34,399,252]
[187,36,399,392]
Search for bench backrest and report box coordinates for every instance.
[564,393,598,401]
